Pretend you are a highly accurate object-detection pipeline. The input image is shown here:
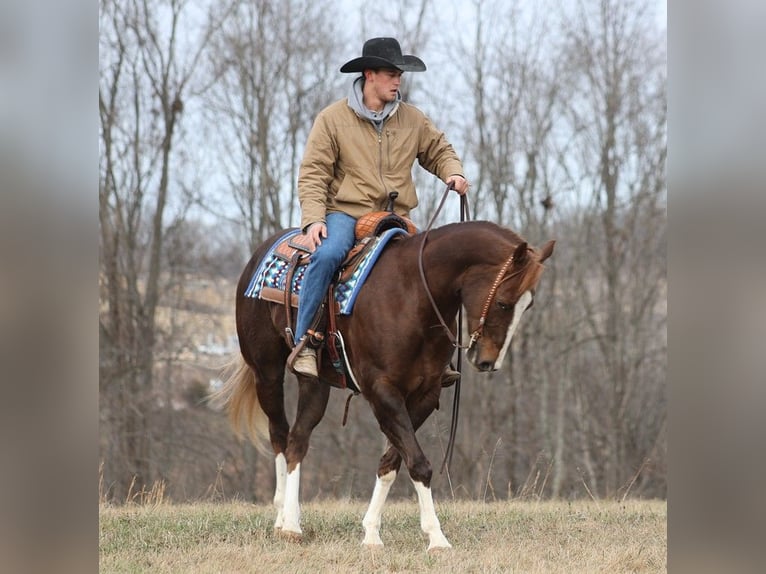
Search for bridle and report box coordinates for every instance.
[466,253,517,349]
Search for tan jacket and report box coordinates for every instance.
[298,99,464,230]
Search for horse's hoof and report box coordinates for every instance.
[277,529,303,542]
[427,539,452,554]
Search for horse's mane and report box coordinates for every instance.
[518,256,546,293]
[424,220,524,244]
[421,221,546,292]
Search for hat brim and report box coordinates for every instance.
[340,55,426,73]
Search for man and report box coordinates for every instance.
[289,37,469,379]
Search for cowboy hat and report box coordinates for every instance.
[340,37,426,73]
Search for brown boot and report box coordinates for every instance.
[287,339,318,378]
[441,367,461,388]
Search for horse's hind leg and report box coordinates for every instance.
[249,360,290,531]
[279,376,331,538]
[273,451,288,530]
[240,309,291,531]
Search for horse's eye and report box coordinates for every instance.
[497,301,511,311]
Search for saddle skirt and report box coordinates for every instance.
[244,227,409,314]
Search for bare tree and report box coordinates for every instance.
[204,0,346,250]
[193,0,348,500]
[425,0,666,500]
[99,0,230,500]
[555,0,667,496]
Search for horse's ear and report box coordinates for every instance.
[538,240,555,263]
[513,242,529,265]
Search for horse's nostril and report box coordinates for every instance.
[478,361,494,372]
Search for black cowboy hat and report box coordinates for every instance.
[340,37,427,73]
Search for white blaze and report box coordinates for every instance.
[493,290,532,370]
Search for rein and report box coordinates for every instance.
[417,186,523,474]
[416,183,470,474]
[417,184,467,348]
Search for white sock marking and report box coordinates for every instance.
[362,470,397,546]
[273,453,287,529]
[412,480,451,550]
[282,463,302,534]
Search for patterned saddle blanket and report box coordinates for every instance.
[243,227,408,314]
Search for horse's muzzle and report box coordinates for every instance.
[466,344,498,372]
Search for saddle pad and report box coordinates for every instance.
[244,227,407,314]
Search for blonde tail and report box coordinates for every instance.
[209,355,271,455]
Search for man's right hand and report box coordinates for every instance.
[304,222,327,251]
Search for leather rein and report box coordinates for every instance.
[416,184,468,349]
[416,185,522,474]
[416,184,466,475]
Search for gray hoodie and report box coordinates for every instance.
[346,76,401,132]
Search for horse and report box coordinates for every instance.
[214,220,554,550]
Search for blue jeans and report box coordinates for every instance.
[294,212,357,342]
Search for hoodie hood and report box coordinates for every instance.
[346,76,400,127]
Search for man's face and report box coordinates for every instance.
[369,69,403,102]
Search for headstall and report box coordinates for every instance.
[467,253,516,348]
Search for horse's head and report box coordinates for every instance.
[464,239,555,372]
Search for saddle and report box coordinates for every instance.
[259,209,417,313]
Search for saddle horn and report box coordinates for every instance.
[386,191,398,212]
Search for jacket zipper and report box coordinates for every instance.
[376,127,387,203]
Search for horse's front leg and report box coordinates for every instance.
[412,477,451,551]
[365,381,451,551]
[362,446,400,546]
[279,376,330,539]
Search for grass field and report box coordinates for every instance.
[99,499,666,573]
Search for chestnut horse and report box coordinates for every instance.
[215,221,554,550]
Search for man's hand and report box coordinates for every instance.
[446,174,469,195]
[294,221,327,252]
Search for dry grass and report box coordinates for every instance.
[99,499,666,573]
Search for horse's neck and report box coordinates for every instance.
[423,223,519,294]
[425,224,504,272]
[418,227,488,302]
